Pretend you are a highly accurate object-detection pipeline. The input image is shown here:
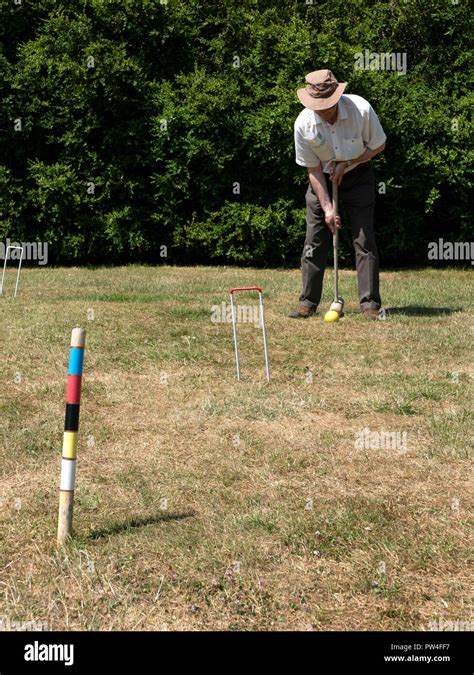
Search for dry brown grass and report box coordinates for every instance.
[0,265,472,631]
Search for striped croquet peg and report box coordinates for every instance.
[57,327,86,546]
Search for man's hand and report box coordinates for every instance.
[329,142,386,186]
[324,207,342,234]
[330,161,348,186]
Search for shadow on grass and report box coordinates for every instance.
[88,511,195,540]
[385,306,462,317]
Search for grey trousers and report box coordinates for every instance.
[299,163,381,311]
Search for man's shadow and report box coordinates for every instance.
[88,511,195,540]
[385,306,462,317]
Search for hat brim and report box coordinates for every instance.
[297,82,347,110]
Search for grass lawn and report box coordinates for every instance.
[0,265,472,631]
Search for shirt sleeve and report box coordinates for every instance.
[294,122,321,168]
[362,104,387,150]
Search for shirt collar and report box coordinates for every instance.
[338,97,348,120]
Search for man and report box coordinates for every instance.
[289,69,386,321]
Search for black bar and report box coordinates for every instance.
[0,631,471,673]
[64,403,80,432]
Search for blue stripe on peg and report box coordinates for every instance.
[68,347,84,376]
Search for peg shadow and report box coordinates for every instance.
[385,306,462,317]
[88,511,195,540]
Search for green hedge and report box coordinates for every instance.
[0,0,472,266]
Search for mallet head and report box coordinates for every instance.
[329,298,344,314]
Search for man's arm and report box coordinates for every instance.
[307,164,341,233]
[348,141,385,167]
[331,142,386,186]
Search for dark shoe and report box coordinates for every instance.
[288,306,316,319]
[363,308,380,321]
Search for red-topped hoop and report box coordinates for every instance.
[230,287,262,294]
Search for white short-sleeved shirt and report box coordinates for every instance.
[294,94,386,173]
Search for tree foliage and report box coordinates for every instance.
[0,0,472,265]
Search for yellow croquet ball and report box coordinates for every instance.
[324,310,340,323]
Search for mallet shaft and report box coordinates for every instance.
[333,183,339,302]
